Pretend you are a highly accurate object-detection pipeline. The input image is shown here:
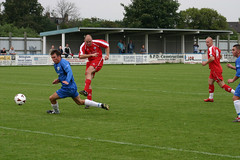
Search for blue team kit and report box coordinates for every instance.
[54,59,79,98]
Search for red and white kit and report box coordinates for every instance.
[207,45,223,82]
[79,39,109,101]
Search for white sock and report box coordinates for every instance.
[234,100,240,117]
[51,102,60,113]
[209,93,214,99]
[85,99,102,108]
[231,89,235,94]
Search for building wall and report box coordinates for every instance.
[148,34,164,53]
[166,36,181,53]
[0,37,41,54]
[198,39,238,53]
[2,34,235,55]
[185,35,195,53]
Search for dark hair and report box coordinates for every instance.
[233,44,240,50]
[51,49,61,56]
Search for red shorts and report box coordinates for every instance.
[86,59,103,77]
[209,70,223,82]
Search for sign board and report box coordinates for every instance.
[0,54,236,66]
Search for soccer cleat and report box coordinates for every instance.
[85,105,90,109]
[79,90,88,96]
[204,98,214,102]
[46,110,59,114]
[101,103,109,110]
[233,117,240,122]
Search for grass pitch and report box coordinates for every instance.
[1,63,240,160]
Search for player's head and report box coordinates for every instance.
[232,44,240,57]
[51,49,62,64]
[205,37,213,48]
[84,34,93,47]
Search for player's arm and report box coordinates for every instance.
[227,63,236,70]
[62,64,72,85]
[52,79,60,84]
[104,47,110,60]
[228,76,239,84]
[79,53,98,59]
[202,56,214,66]
[228,67,240,83]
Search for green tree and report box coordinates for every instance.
[62,18,123,28]
[121,0,180,28]
[2,0,56,33]
[0,24,39,37]
[178,8,228,30]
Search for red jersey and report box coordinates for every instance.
[207,45,222,72]
[79,39,109,61]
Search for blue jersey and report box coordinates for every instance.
[234,57,240,97]
[236,57,240,78]
[54,59,77,90]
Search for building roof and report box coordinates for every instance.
[228,22,240,33]
[40,27,233,37]
[40,27,80,36]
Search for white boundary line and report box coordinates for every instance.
[1,126,240,159]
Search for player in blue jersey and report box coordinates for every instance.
[47,50,109,114]
[227,44,240,122]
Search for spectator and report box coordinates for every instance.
[193,42,199,53]
[9,46,16,55]
[64,43,72,58]
[122,41,126,53]
[140,45,147,54]
[117,40,124,53]
[1,48,7,55]
[58,45,63,55]
[128,40,135,53]
[49,45,55,54]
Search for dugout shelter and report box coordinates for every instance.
[40,27,233,55]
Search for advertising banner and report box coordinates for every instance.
[184,54,203,64]
[32,55,52,65]
[0,55,16,66]
[149,54,184,63]
[17,55,33,65]
[0,54,236,66]
[64,58,87,65]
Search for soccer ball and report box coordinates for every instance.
[14,94,26,105]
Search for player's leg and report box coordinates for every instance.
[72,95,85,105]
[72,95,109,110]
[217,80,235,94]
[232,84,240,122]
[204,78,215,102]
[87,73,94,100]
[85,62,103,108]
[47,92,61,114]
[85,84,93,109]
[233,96,240,122]
[79,66,96,96]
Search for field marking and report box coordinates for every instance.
[1,126,240,159]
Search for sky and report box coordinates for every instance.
[2,0,240,22]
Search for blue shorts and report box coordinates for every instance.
[56,87,79,98]
[234,84,240,97]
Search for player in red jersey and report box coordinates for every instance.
[202,37,235,102]
[78,35,110,108]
